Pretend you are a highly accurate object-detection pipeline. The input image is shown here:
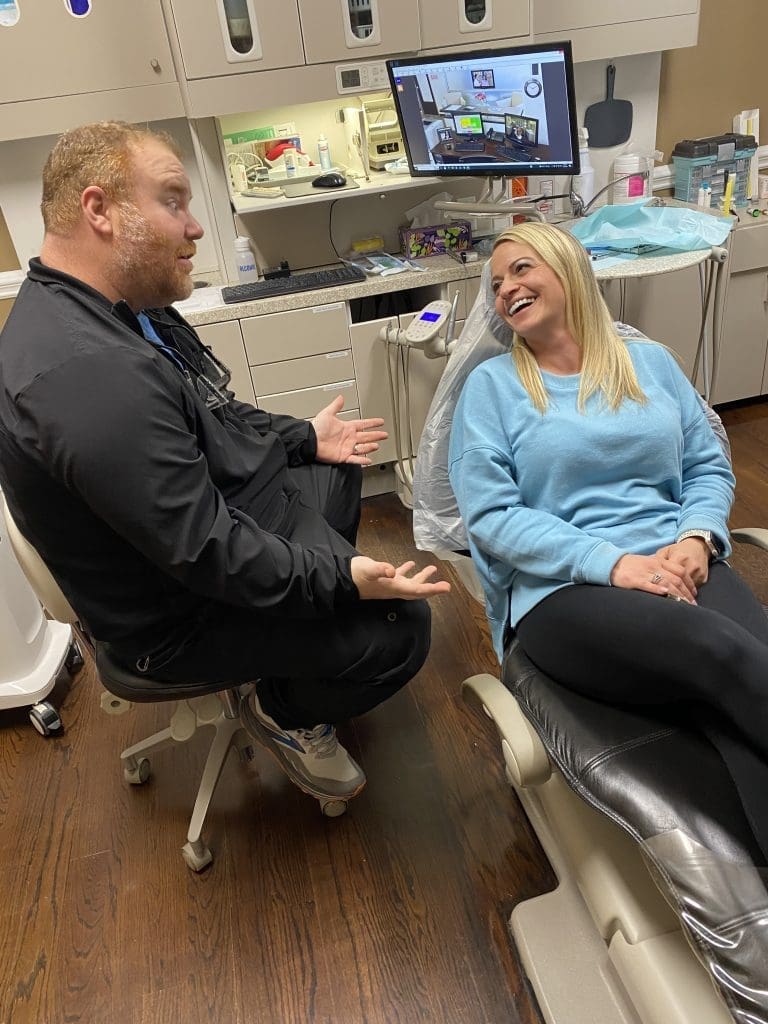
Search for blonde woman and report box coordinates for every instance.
[449,222,768,856]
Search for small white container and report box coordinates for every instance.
[611,153,649,205]
[283,147,297,177]
[234,236,259,284]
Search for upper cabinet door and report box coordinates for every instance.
[0,0,176,102]
[170,0,305,79]
[533,0,698,34]
[419,0,530,51]
[298,0,419,65]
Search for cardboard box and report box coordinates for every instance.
[399,221,472,259]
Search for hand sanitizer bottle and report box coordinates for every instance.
[234,236,259,284]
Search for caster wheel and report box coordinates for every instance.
[123,757,151,784]
[29,701,62,737]
[65,641,85,673]
[320,799,348,818]
[182,840,213,872]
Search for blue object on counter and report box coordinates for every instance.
[569,199,733,253]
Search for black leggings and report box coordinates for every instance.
[145,462,431,729]
[516,562,768,854]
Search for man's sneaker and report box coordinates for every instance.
[241,689,366,802]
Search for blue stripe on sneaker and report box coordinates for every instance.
[262,725,306,753]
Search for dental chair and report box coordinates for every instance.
[1,496,350,873]
[411,262,768,1024]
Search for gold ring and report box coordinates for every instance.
[651,572,663,584]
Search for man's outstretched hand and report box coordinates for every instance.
[351,557,451,600]
[312,395,388,465]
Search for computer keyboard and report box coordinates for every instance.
[221,264,368,304]
[453,140,486,153]
[496,145,530,161]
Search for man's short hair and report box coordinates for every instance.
[41,121,182,235]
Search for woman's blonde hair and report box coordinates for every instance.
[492,222,646,412]
[41,121,181,236]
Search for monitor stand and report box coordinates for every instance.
[433,176,546,223]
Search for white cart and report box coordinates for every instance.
[0,509,79,735]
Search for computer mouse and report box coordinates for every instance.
[312,172,347,189]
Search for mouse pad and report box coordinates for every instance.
[282,179,361,198]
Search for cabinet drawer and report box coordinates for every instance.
[195,320,256,405]
[257,380,359,419]
[250,350,354,394]
[241,303,349,364]
[729,223,768,275]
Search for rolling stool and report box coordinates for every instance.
[2,497,349,872]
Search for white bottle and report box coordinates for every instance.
[283,147,297,177]
[572,127,596,208]
[317,133,332,171]
[234,236,259,284]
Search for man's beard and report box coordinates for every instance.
[111,203,196,309]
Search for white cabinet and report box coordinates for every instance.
[241,302,358,419]
[532,0,700,60]
[419,0,529,52]
[167,0,305,79]
[297,0,420,65]
[533,0,698,34]
[0,1,176,103]
[0,1,182,141]
[712,223,768,405]
[195,319,256,405]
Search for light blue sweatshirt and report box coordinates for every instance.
[448,340,735,661]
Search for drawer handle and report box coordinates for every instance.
[323,380,355,391]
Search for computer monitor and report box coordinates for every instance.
[386,41,579,178]
[453,112,484,136]
[505,113,539,148]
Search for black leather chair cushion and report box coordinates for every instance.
[502,640,768,1019]
[95,643,234,703]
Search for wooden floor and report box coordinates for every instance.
[2,397,768,1024]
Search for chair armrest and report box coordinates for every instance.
[462,673,551,787]
[731,527,768,551]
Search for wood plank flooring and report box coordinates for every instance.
[1,396,767,1024]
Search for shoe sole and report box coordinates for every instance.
[241,701,366,803]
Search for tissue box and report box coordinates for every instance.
[399,221,472,259]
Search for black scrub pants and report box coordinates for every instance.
[514,562,768,857]
[147,462,431,729]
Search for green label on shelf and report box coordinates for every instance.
[223,127,276,144]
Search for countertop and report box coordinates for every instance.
[175,255,485,327]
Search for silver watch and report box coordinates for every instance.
[676,529,721,559]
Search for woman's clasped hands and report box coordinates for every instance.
[610,537,711,605]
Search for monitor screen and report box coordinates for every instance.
[505,113,539,147]
[453,112,484,136]
[386,41,579,178]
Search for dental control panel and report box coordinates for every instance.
[403,300,453,344]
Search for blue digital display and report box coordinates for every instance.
[420,311,441,322]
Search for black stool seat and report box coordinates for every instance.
[503,640,768,1019]
[95,643,236,703]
